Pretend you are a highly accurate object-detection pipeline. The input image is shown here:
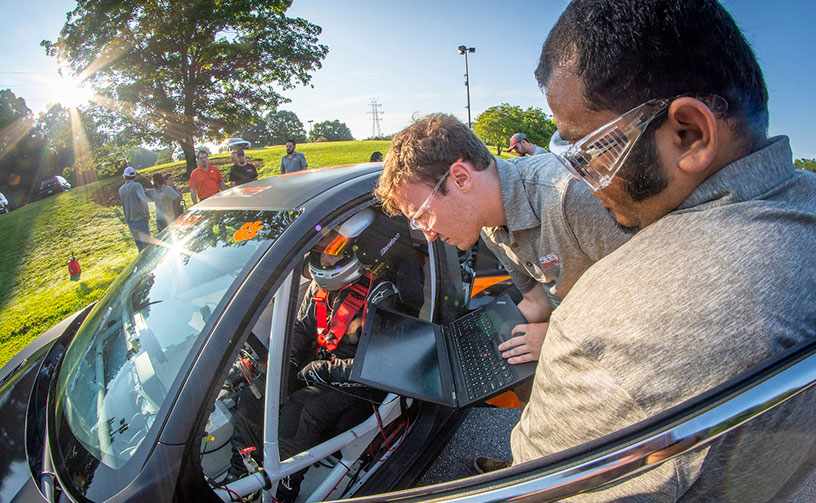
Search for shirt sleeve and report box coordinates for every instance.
[300,154,308,169]
[563,180,631,261]
[479,229,538,294]
[188,172,197,189]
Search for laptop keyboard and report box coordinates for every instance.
[449,311,514,402]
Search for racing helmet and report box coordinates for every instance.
[309,209,377,291]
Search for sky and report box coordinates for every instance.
[1,0,815,159]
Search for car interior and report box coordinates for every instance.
[197,204,473,502]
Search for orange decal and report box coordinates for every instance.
[486,390,521,408]
[176,214,202,227]
[278,164,356,177]
[233,221,264,242]
[471,275,511,297]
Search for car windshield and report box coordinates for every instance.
[54,209,299,471]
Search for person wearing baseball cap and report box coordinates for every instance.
[119,166,151,251]
[507,132,548,156]
[228,148,259,188]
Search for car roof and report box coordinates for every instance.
[194,162,383,211]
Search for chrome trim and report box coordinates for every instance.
[346,345,816,502]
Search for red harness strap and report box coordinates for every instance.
[313,281,370,352]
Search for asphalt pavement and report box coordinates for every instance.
[416,406,521,486]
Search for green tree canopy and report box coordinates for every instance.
[239,109,306,146]
[473,103,557,155]
[310,119,354,142]
[794,158,816,173]
[44,0,328,174]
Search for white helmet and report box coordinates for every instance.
[309,209,377,291]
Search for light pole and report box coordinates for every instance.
[458,45,475,128]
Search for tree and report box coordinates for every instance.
[310,120,354,142]
[794,158,816,173]
[239,109,306,146]
[473,104,557,155]
[0,90,39,204]
[265,110,307,145]
[44,0,328,175]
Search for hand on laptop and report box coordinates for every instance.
[498,322,549,364]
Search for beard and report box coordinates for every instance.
[618,128,670,203]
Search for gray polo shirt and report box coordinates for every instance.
[530,144,549,155]
[280,152,308,174]
[119,179,149,222]
[481,155,630,307]
[512,136,816,501]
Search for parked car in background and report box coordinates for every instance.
[0,191,9,214]
[171,146,185,162]
[39,176,71,197]
[218,137,251,153]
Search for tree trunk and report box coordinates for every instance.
[181,136,196,177]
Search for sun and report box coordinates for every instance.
[43,68,96,109]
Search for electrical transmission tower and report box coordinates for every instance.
[369,99,383,138]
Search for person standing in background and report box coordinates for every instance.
[189,150,226,204]
[119,166,151,252]
[281,139,308,174]
[228,149,259,187]
[146,173,181,232]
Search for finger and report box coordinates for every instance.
[507,353,535,364]
[502,345,530,359]
[498,335,526,351]
[511,323,529,336]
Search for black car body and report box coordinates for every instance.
[38,176,71,197]
[2,163,815,503]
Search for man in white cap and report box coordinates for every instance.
[118,166,151,251]
[506,133,548,156]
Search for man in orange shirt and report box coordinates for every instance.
[189,150,226,204]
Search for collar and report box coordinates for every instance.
[677,136,794,212]
[494,157,541,232]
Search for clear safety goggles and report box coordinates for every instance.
[554,94,727,191]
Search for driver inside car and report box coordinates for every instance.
[277,208,421,503]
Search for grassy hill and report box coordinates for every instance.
[0,140,391,368]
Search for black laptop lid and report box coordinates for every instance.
[351,304,456,406]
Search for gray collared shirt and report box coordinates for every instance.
[281,152,308,174]
[481,155,630,307]
[530,144,549,155]
[512,136,816,501]
[119,179,149,222]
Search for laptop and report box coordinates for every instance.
[350,293,536,408]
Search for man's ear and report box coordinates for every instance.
[448,160,473,192]
[666,97,719,175]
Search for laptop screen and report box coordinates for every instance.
[353,306,449,404]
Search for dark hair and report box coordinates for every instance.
[152,173,164,188]
[164,173,174,182]
[537,0,768,142]
[286,139,295,145]
[375,113,493,215]
[198,149,208,157]
[370,151,383,162]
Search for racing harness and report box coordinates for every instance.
[312,273,375,358]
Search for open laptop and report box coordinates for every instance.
[350,293,536,408]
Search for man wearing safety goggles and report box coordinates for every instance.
[510,0,816,501]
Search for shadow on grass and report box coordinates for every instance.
[0,200,50,313]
